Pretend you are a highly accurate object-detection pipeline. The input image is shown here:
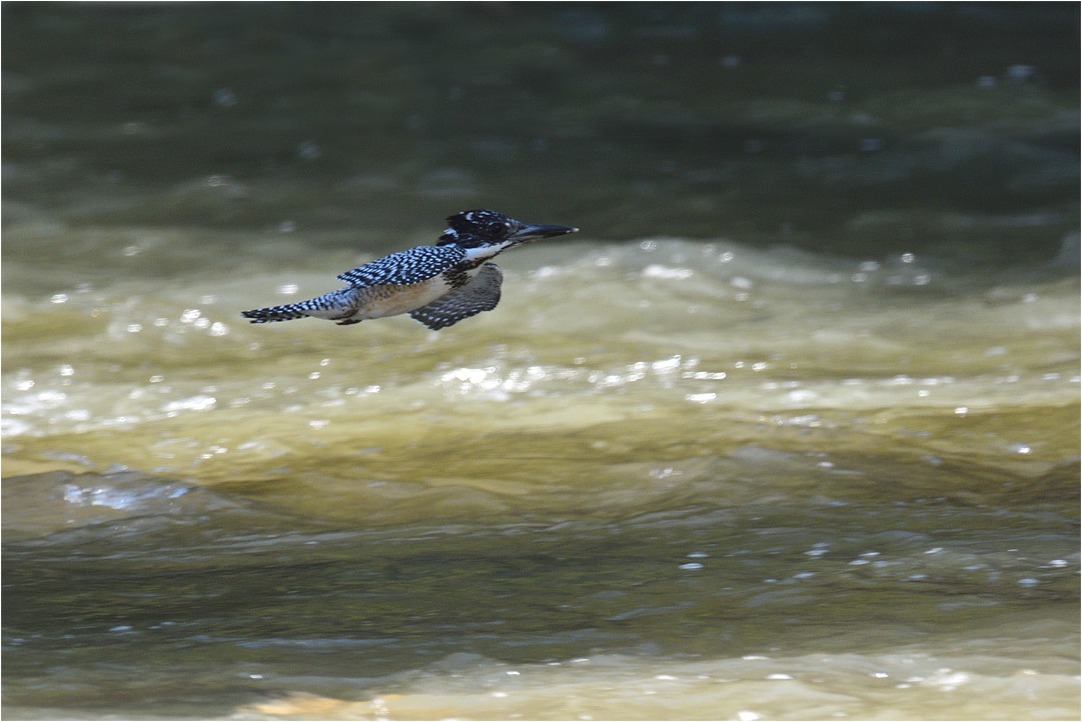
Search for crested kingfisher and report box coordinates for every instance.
[241,209,578,330]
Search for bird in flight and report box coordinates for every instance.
[241,209,578,330]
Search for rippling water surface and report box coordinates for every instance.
[3,4,1079,720]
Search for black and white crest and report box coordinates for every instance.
[438,209,518,247]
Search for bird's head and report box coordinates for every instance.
[437,209,578,249]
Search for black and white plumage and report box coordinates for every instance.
[241,209,578,330]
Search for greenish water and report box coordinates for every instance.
[3,4,1080,720]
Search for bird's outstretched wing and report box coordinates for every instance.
[409,263,503,330]
[336,245,466,287]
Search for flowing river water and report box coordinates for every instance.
[2,5,1079,720]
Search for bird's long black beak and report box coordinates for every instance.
[509,223,580,244]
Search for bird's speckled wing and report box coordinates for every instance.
[409,263,503,330]
[336,245,466,287]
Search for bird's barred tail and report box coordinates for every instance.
[240,302,314,323]
[241,289,358,324]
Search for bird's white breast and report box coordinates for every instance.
[351,280,451,319]
[350,262,490,321]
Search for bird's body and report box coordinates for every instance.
[241,210,578,330]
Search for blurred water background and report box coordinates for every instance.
[2,3,1079,719]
